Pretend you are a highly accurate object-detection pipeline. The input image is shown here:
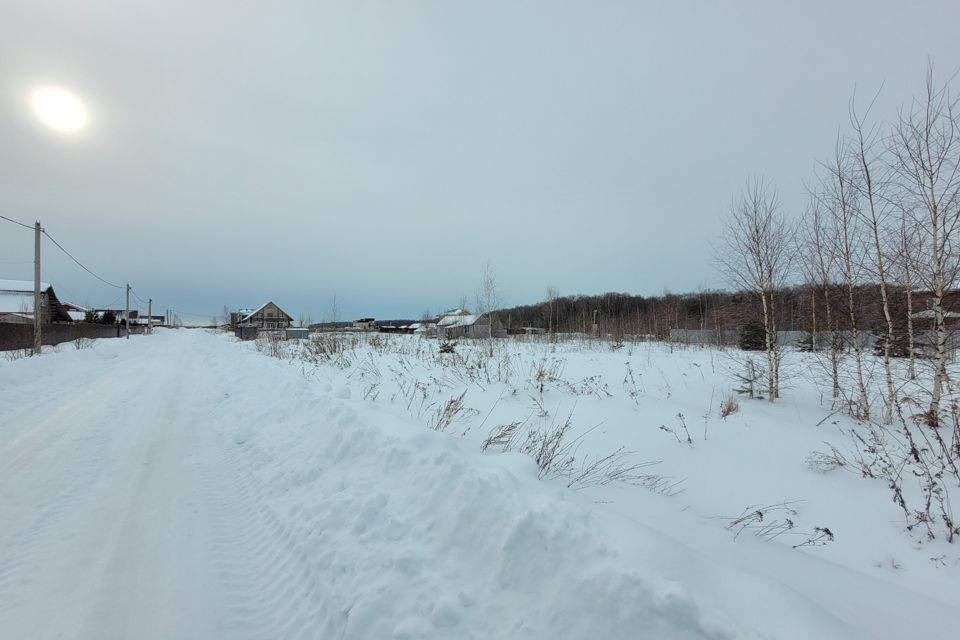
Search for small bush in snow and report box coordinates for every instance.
[659,413,693,446]
[821,399,960,543]
[255,331,285,359]
[428,390,469,432]
[721,500,833,548]
[4,347,33,361]
[805,447,847,474]
[719,392,739,418]
[481,420,523,452]
[438,340,456,354]
[732,357,764,399]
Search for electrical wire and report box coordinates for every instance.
[41,229,125,289]
[101,292,126,308]
[5,217,152,313]
[0,214,33,230]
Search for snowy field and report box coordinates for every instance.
[0,329,957,639]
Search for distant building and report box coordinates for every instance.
[353,317,377,331]
[233,301,293,330]
[61,302,90,323]
[434,309,493,339]
[0,280,72,324]
[125,310,166,326]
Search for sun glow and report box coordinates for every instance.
[30,87,89,133]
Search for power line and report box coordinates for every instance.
[6,217,151,319]
[101,292,126,308]
[42,229,125,289]
[0,214,33,230]
[42,268,127,310]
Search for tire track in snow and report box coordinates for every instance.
[200,413,333,640]
[0,379,117,612]
[0,333,227,638]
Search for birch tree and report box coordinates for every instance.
[716,177,792,401]
[850,96,898,423]
[889,65,960,426]
[799,195,842,398]
[545,286,560,335]
[819,140,871,420]
[476,261,501,356]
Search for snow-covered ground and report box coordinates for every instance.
[0,329,956,639]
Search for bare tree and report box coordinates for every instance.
[328,293,339,325]
[850,93,898,423]
[716,177,793,401]
[545,285,560,334]
[819,139,871,420]
[475,260,501,356]
[799,195,842,398]
[891,213,920,380]
[889,64,960,426]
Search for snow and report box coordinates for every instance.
[437,313,479,327]
[0,280,55,315]
[0,330,956,639]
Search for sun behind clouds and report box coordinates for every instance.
[30,87,89,133]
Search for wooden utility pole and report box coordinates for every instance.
[125,283,130,339]
[147,298,153,335]
[33,221,42,355]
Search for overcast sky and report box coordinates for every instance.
[2,1,959,323]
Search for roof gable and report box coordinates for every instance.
[241,301,293,322]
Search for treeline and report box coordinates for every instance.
[497,284,938,340]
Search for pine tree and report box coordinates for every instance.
[738,320,767,351]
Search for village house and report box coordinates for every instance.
[434,308,493,340]
[353,317,377,331]
[0,280,72,324]
[61,302,90,323]
[232,301,293,330]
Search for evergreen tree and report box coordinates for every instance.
[738,320,767,351]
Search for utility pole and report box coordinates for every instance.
[147,298,153,335]
[125,283,130,339]
[33,221,42,355]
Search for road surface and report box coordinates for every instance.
[0,331,291,639]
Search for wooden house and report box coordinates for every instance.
[0,280,72,324]
[236,301,293,330]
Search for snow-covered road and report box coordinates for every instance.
[0,332,236,638]
[0,330,955,639]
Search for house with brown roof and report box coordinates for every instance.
[232,301,293,330]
